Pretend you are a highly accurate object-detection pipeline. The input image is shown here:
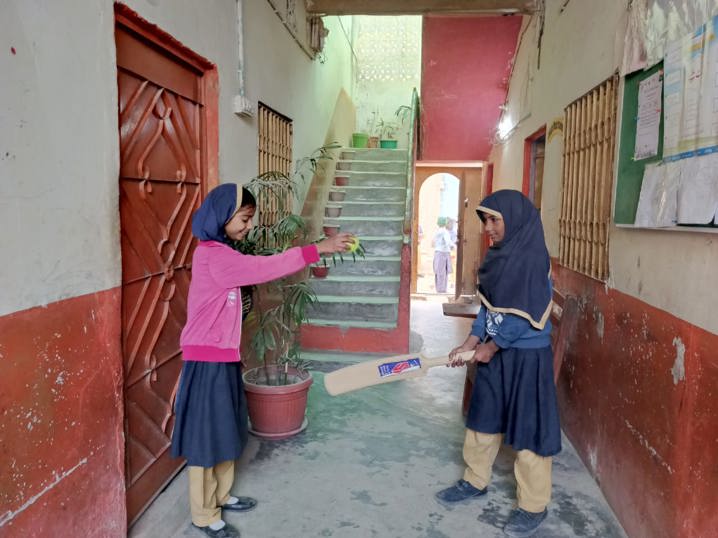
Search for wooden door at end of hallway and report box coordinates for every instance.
[115,14,209,525]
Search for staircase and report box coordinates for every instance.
[300,147,411,357]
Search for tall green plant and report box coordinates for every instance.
[231,145,337,385]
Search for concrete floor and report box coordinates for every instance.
[131,299,627,538]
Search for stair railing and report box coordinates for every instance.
[403,88,420,243]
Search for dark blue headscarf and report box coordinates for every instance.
[191,183,241,242]
[476,190,551,329]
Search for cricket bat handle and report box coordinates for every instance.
[420,350,474,368]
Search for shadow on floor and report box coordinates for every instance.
[131,301,626,538]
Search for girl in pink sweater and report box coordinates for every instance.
[171,183,352,538]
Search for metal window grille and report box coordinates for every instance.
[559,74,618,281]
[258,103,293,227]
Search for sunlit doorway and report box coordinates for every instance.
[416,173,460,295]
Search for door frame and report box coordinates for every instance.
[412,162,484,298]
[115,3,219,525]
[522,125,546,202]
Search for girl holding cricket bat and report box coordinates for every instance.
[435,189,560,538]
[171,183,352,538]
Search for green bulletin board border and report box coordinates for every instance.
[614,61,664,224]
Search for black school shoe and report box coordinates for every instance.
[192,521,240,538]
[503,508,548,537]
[222,496,257,512]
[434,479,488,505]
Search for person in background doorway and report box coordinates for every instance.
[434,190,560,538]
[171,183,353,538]
[432,216,453,293]
[446,217,458,246]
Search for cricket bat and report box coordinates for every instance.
[323,350,475,396]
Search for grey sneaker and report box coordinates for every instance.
[503,508,548,537]
[434,479,487,505]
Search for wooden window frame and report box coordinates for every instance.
[559,74,619,281]
[257,103,293,227]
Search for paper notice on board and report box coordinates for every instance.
[663,40,684,158]
[697,15,718,151]
[676,153,718,224]
[634,71,662,160]
[635,162,678,227]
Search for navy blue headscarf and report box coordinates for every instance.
[192,183,242,242]
[476,190,551,329]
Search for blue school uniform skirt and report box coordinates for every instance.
[170,361,249,468]
[466,346,561,457]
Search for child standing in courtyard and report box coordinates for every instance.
[435,190,561,538]
[171,183,352,538]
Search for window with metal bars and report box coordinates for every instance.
[257,103,293,227]
[559,74,618,281]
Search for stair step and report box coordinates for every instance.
[338,186,406,202]
[336,159,407,173]
[325,217,403,236]
[305,318,398,329]
[354,236,403,256]
[301,350,391,364]
[340,201,405,217]
[310,275,400,297]
[314,295,399,304]
[340,148,408,161]
[334,170,406,187]
[308,296,399,323]
[328,256,401,276]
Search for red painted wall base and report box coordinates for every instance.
[553,262,718,538]
[301,244,411,355]
[0,289,126,537]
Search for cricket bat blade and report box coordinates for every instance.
[323,350,475,396]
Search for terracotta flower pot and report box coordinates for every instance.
[325,205,342,218]
[334,175,350,187]
[328,190,346,202]
[310,265,329,278]
[323,224,340,236]
[243,366,313,440]
[367,136,379,148]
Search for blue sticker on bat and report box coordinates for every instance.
[378,357,422,378]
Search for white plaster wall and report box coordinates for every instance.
[352,15,422,148]
[490,0,718,334]
[0,0,354,316]
[0,1,120,316]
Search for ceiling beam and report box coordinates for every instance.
[305,0,537,16]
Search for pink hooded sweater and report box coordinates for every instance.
[180,241,320,362]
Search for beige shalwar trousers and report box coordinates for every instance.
[462,430,552,513]
[188,460,235,526]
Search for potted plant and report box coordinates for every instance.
[231,145,335,440]
[310,263,330,279]
[378,118,399,149]
[351,132,369,148]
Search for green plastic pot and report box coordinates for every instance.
[379,139,398,149]
[352,132,369,148]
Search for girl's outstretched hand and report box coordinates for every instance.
[316,233,355,255]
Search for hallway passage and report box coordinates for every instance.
[131,299,626,538]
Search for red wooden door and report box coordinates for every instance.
[115,17,208,524]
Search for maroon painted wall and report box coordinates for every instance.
[421,15,522,161]
[553,263,718,538]
[0,290,126,536]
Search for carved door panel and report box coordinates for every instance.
[116,21,206,524]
